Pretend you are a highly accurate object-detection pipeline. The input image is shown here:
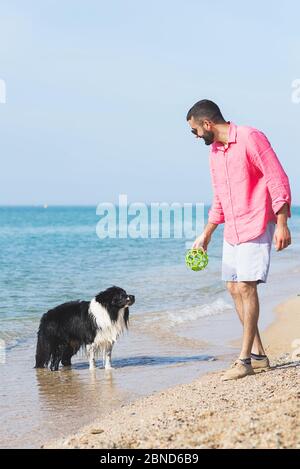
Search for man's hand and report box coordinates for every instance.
[192,232,211,252]
[274,225,291,251]
[274,203,292,251]
[192,222,218,251]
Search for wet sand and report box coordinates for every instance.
[45,296,300,449]
[0,324,225,449]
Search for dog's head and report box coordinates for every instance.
[95,286,135,310]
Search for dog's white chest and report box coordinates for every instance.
[89,299,126,346]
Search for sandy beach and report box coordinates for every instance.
[45,296,300,449]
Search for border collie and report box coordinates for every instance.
[35,286,135,371]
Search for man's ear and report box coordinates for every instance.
[202,119,211,130]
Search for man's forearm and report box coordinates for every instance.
[276,202,289,226]
[204,222,219,237]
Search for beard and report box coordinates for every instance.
[202,129,215,145]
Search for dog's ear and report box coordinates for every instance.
[95,291,104,303]
[124,306,129,328]
[95,288,118,306]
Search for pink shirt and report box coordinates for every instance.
[208,122,291,244]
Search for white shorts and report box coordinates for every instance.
[221,222,276,284]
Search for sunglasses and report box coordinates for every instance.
[191,128,198,136]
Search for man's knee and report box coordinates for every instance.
[237,281,257,297]
[226,281,240,296]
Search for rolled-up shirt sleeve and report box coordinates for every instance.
[208,191,225,224]
[247,131,292,217]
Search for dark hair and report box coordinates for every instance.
[186,99,225,124]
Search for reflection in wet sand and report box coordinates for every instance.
[35,367,117,414]
[0,344,133,449]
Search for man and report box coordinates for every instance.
[187,99,292,381]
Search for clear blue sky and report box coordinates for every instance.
[0,0,299,205]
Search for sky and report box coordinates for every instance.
[0,0,299,205]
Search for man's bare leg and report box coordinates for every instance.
[226,281,265,355]
[221,280,259,380]
[237,281,260,358]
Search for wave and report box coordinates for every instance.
[133,297,234,328]
[165,298,234,324]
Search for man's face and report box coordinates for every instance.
[188,117,215,145]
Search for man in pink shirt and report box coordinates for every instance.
[186,99,292,381]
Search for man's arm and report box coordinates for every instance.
[247,130,292,251]
[247,130,292,218]
[193,157,225,250]
[274,202,292,251]
[193,194,223,250]
[208,192,225,225]
[192,221,218,251]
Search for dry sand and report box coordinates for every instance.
[45,296,300,449]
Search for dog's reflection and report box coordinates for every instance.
[35,365,125,416]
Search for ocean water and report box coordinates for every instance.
[1,205,300,448]
[0,205,233,346]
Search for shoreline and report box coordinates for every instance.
[45,295,300,449]
[262,295,300,359]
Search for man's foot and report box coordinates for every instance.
[221,359,255,381]
[251,353,270,372]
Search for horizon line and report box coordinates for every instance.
[1,203,300,208]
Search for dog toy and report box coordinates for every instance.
[185,248,209,271]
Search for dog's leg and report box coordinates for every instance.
[104,342,114,370]
[50,345,64,371]
[50,351,59,371]
[61,345,74,367]
[87,344,96,370]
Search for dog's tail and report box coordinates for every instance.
[35,328,51,368]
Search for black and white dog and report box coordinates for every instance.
[35,286,135,371]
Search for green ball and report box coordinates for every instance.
[185,248,209,271]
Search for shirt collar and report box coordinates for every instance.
[212,121,237,151]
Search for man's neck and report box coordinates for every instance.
[213,121,230,146]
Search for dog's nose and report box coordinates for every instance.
[128,295,135,304]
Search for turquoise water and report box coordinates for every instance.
[0,205,300,448]
[1,204,300,346]
[0,205,226,345]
